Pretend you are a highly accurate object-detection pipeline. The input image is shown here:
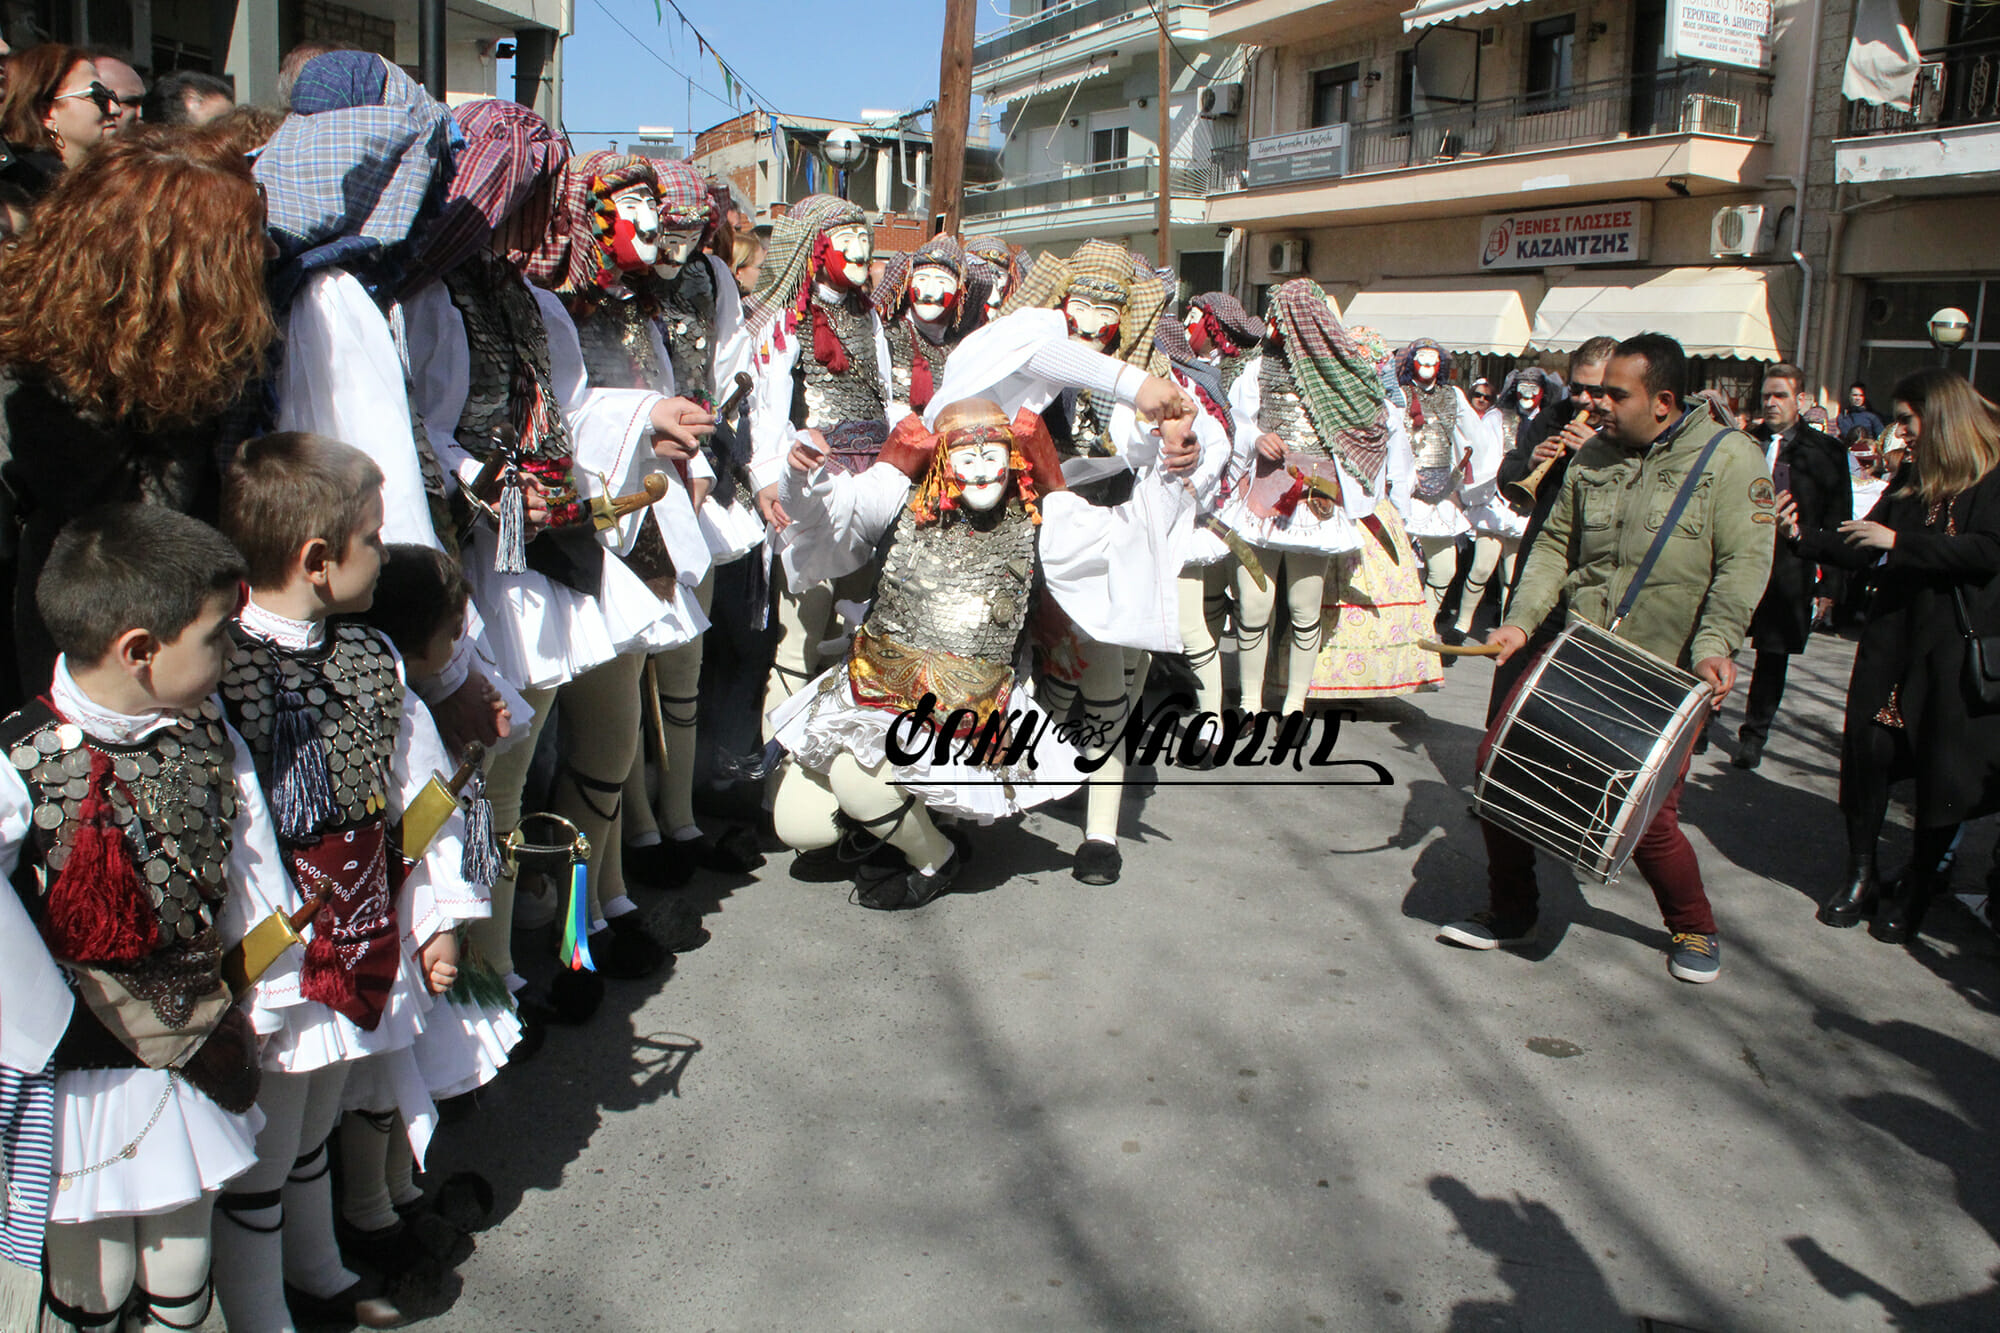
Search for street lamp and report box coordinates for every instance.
[821,127,870,200]
[1929,305,1971,367]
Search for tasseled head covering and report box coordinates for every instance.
[1394,336,1457,387]
[401,98,569,293]
[254,52,453,312]
[872,233,988,336]
[656,160,721,237]
[1001,239,1168,376]
[1498,365,1568,413]
[1345,325,1405,409]
[1188,291,1261,356]
[1268,278,1390,491]
[965,234,1024,294]
[523,150,660,299]
[741,193,869,336]
[887,397,1062,527]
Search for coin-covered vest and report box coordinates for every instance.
[791,289,888,474]
[571,293,680,594]
[1255,350,1329,460]
[885,315,952,416]
[1408,379,1459,503]
[3,699,256,1109]
[844,501,1038,730]
[219,623,405,1031]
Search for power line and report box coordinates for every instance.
[583,0,776,122]
[652,0,787,119]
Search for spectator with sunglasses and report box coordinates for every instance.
[85,50,145,133]
[0,44,116,194]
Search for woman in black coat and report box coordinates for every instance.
[1789,368,2000,942]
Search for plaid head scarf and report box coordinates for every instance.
[965,234,1024,293]
[741,193,869,336]
[254,52,453,313]
[1269,278,1389,490]
[873,234,985,337]
[656,160,719,232]
[402,98,569,294]
[1002,239,1167,375]
[1189,291,1261,355]
[523,150,659,299]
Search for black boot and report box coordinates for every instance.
[1818,852,1878,928]
[1872,867,1940,945]
[1733,730,1765,770]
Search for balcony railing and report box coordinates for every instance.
[973,0,1210,69]
[1844,35,2000,137]
[1209,64,1770,192]
[963,154,1211,217]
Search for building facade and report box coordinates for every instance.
[966,0,1246,299]
[3,0,567,118]
[692,111,946,254]
[1206,0,1808,408]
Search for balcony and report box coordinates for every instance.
[1836,35,2000,192]
[1207,65,1772,227]
[962,154,1213,240]
[973,0,1215,99]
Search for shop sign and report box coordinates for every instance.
[1477,202,1652,271]
[1247,126,1349,187]
[1668,0,1772,71]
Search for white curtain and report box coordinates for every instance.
[1843,0,1923,110]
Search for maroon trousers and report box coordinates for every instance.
[1476,643,1718,936]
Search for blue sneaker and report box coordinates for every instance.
[1667,932,1721,984]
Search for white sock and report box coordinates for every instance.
[626,830,663,849]
[670,824,704,842]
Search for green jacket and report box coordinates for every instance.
[1504,409,1776,669]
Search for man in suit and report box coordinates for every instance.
[1734,362,1853,769]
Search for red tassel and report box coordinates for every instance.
[44,750,156,964]
[910,351,934,411]
[1272,471,1308,519]
[1407,396,1426,431]
[813,305,850,374]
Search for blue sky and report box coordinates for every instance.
[555,0,992,156]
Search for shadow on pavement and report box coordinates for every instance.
[1428,1175,1627,1331]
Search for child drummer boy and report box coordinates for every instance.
[0,505,292,1331]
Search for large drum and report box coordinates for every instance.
[1474,621,1713,883]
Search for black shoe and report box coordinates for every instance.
[1871,875,1937,944]
[1818,853,1878,928]
[623,839,696,889]
[853,849,958,911]
[336,1218,419,1276]
[286,1277,406,1329]
[591,915,672,979]
[790,844,854,882]
[650,895,712,953]
[1072,840,1122,885]
[1733,732,1764,769]
[695,824,764,874]
[530,967,605,1025]
[1691,725,1711,756]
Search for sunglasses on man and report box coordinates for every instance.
[51,81,124,116]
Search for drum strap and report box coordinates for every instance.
[1609,412,1723,631]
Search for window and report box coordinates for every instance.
[1525,14,1577,111]
[1091,126,1129,166]
[1311,63,1362,128]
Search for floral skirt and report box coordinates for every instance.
[1307,501,1444,700]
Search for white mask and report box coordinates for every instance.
[1516,383,1540,411]
[1413,349,1440,384]
[824,222,874,287]
[987,274,1009,310]
[608,184,662,270]
[909,264,960,323]
[1064,295,1122,348]
[949,440,1011,511]
[651,225,704,279]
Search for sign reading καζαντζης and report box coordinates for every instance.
[1477,202,1653,271]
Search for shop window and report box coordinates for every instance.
[1525,15,1577,113]
[1311,63,1363,128]
[1091,126,1129,167]
[1855,277,2000,412]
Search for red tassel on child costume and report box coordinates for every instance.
[44,749,156,964]
[812,304,850,375]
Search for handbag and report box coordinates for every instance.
[1950,585,2000,707]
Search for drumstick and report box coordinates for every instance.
[1420,638,1504,657]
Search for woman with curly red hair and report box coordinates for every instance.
[0,125,277,703]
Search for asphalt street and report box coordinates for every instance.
[400,629,2000,1332]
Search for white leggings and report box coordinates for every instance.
[1235,546,1328,714]
[771,752,955,873]
[45,1196,215,1331]
[1454,535,1520,634]
[1039,643,1147,845]
[1420,542,1458,619]
[624,572,716,843]
[1177,564,1230,715]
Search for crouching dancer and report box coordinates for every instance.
[1,507,286,1333]
[766,399,1193,910]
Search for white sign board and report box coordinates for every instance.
[1668,0,1773,71]
[1477,202,1653,270]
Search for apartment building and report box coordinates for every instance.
[1206,0,1807,403]
[966,0,1246,298]
[3,0,567,116]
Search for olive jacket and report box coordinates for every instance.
[1503,407,1776,670]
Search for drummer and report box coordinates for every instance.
[1436,332,1775,985]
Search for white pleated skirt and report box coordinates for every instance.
[50,1069,262,1223]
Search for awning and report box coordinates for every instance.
[1402,0,1532,33]
[1338,276,1542,354]
[997,63,1113,103]
[1529,266,1799,361]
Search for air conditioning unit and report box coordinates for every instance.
[1200,82,1243,118]
[1709,204,1771,258]
[1682,94,1742,136]
[1267,237,1307,276]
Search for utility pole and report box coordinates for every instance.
[419,0,447,100]
[933,0,975,235]
[1156,0,1172,270]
